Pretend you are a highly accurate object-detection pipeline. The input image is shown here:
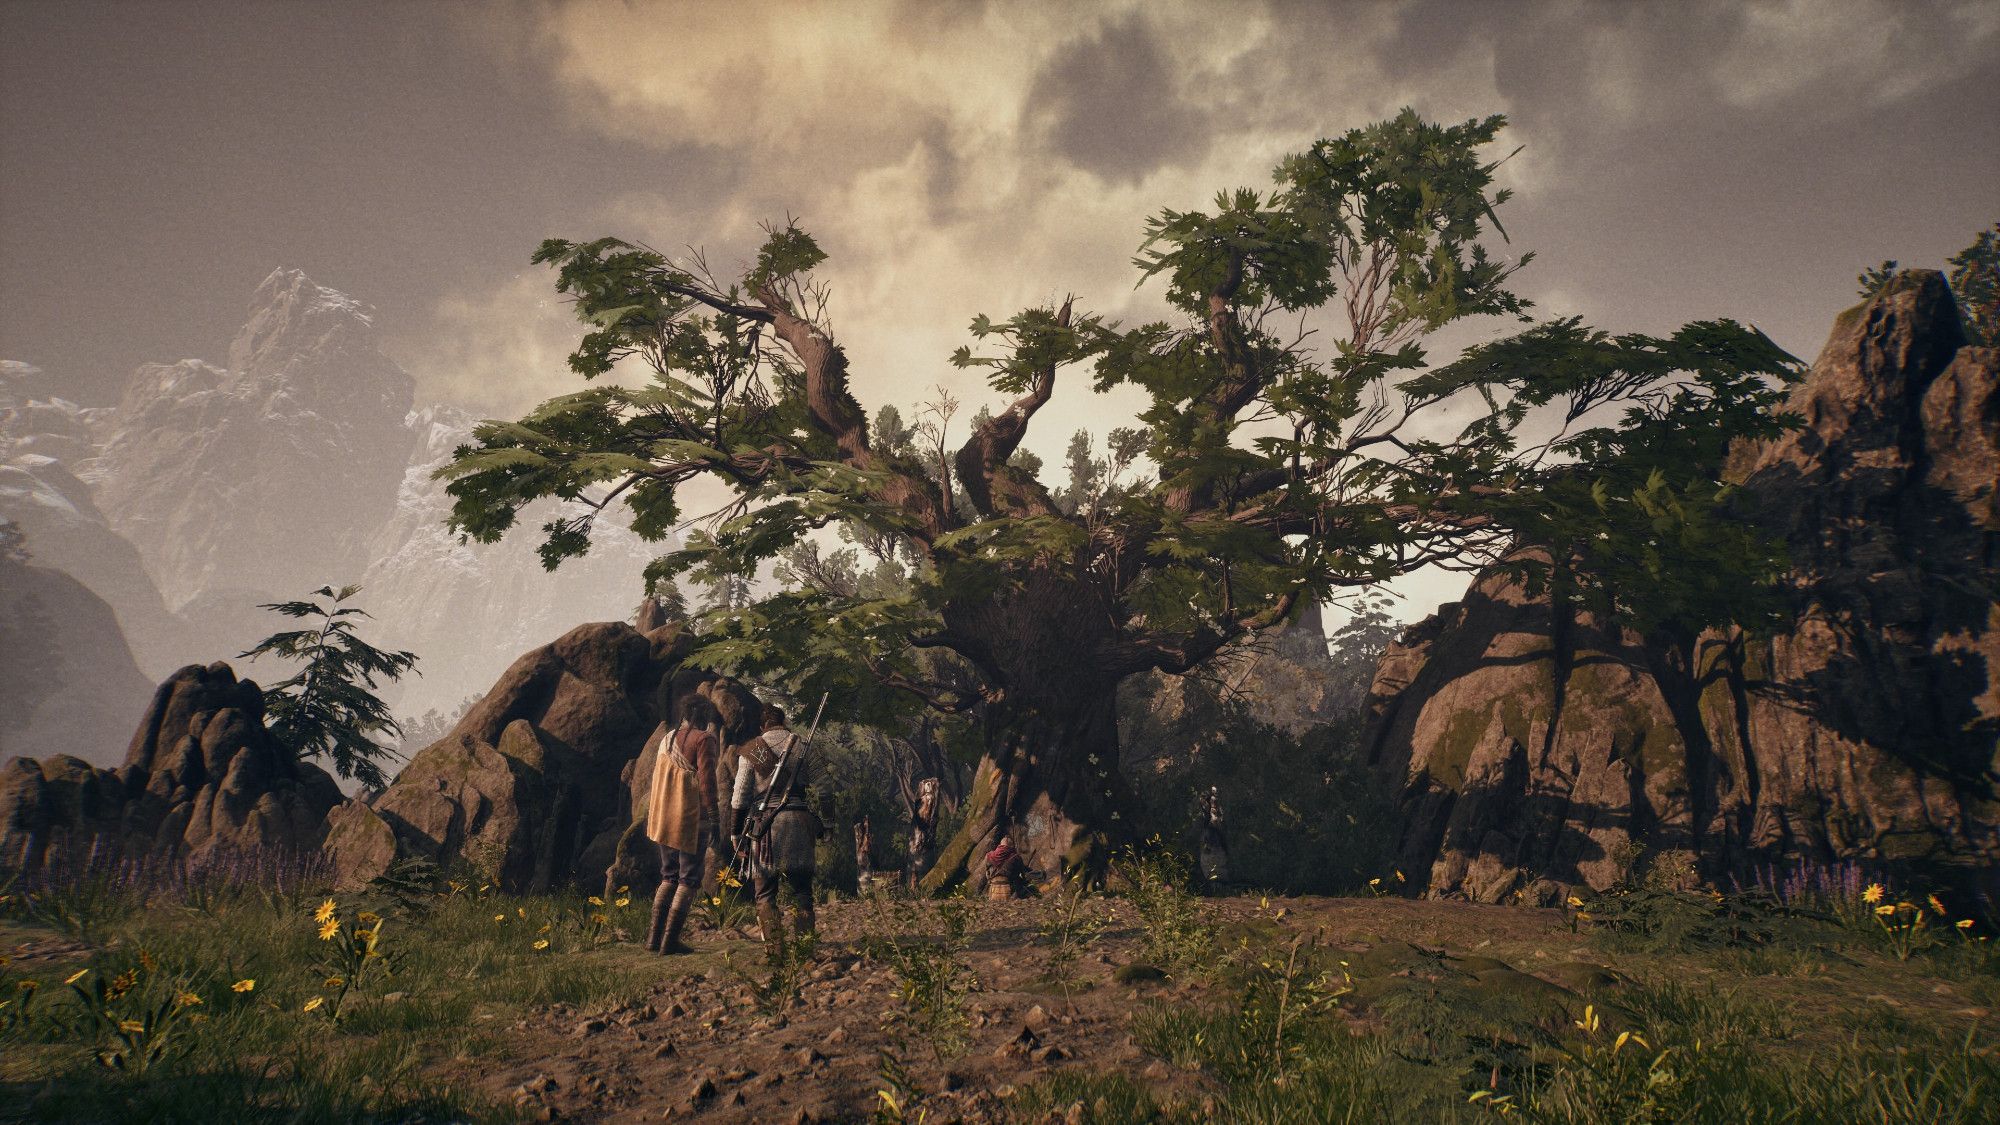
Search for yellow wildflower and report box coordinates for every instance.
[517,907,527,918]
[1875,904,1897,916]
[1567,896,1584,908]
[324,976,345,989]
[494,914,506,923]
[107,970,137,999]
[118,1019,145,1033]
[588,896,605,907]
[614,897,631,908]
[302,996,324,1013]
[1862,883,1885,904]
[1395,869,1406,883]
[175,991,202,1008]
[313,898,337,923]
[1368,877,1382,886]
[532,939,550,951]
[232,979,256,993]
[138,949,158,973]
[1927,894,1946,916]
[317,918,340,941]
[1957,919,1976,930]
[538,923,552,934]
[357,911,382,926]
[616,885,630,894]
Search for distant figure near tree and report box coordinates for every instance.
[1198,786,1229,891]
[853,815,874,879]
[985,835,1026,900]
[645,692,720,954]
[908,777,940,887]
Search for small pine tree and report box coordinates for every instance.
[239,584,418,790]
[1948,223,1998,347]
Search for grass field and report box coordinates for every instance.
[2,849,1995,1123]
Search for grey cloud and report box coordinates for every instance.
[1023,13,1214,184]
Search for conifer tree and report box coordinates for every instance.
[241,584,418,790]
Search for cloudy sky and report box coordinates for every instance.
[4,0,1996,614]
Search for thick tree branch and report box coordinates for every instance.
[954,299,1072,520]
[1105,587,1303,677]
[746,282,955,545]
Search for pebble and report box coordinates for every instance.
[687,1075,716,1102]
[574,1018,608,1038]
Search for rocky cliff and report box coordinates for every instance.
[1363,272,1998,902]
[0,362,180,680]
[0,547,154,768]
[0,662,343,863]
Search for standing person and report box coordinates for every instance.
[908,777,940,889]
[731,704,819,944]
[1197,786,1230,892]
[645,693,720,955]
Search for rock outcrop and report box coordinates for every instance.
[0,662,343,864]
[1364,272,1999,902]
[323,618,761,892]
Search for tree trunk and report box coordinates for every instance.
[919,684,1132,894]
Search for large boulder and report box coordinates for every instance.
[0,662,342,866]
[1365,272,1999,902]
[324,617,759,893]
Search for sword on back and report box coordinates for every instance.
[732,692,829,881]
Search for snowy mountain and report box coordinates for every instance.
[1,270,669,759]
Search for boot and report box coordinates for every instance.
[646,882,674,953]
[755,901,784,946]
[661,886,696,955]
[793,900,816,941]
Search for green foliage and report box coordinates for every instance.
[1577,888,1807,955]
[240,584,419,789]
[1949,222,1998,346]
[444,110,1808,869]
[1038,869,1112,1010]
[1115,843,1213,979]
[725,928,816,1016]
[1857,259,1901,298]
[860,896,979,1060]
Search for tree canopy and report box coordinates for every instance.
[440,109,1803,880]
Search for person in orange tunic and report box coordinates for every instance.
[645,693,720,954]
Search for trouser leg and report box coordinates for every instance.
[786,870,815,937]
[753,870,783,944]
[648,842,677,952]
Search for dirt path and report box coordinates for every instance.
[449,894,1582,1123]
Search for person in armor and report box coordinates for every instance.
[645,693,721,954]
[731,704,820,943]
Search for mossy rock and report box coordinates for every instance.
[1462,968,1592,1034]
[1349,941,1447,978]
[1114,963,1167,984]
[1537,961,1628,995]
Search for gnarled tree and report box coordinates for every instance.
[440,111,1801,889]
